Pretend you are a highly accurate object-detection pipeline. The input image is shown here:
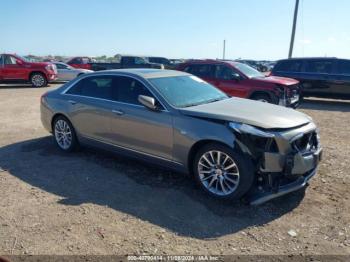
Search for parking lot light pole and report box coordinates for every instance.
[223,40,226,60]
[288,0,300,58]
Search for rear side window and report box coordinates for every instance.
[338,60,350,75]
[305,60,333,74]
[275,60,302,72]
[66,76,115,100]
[0,55,3,65]
[184,64,214,78]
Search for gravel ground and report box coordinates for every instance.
[0,84,349,256]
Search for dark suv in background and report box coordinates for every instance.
[271,57,350,99]
[177,60,300,107]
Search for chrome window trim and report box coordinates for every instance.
[61,72,170,112]
[82,134,183,166]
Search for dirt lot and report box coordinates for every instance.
[0,84,349,256]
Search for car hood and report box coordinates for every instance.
[179,97,311,129]
[252,76,298,86]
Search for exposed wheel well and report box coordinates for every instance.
[187,139,233,174]
[249,91,278,104]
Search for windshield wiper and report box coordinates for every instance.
[181,97,227,108]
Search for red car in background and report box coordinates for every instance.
[66,57,93,70]
[0,54,57,87]
[177,60,300,107]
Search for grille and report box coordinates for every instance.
[292,131,319,153]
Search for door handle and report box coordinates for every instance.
[112,109,124,116]
[68,100,77,105]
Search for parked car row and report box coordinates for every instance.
[41,69,322,205]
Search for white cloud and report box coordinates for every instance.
[299,39,312,45]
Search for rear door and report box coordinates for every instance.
[332,59,350,98]
[183,64,216,84]
[108,76,173,160]
[64,75,116,141]
[301,59,335,97]
[0,55,3,80]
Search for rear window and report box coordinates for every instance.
[275,60,302,72]
[305,60,333,74]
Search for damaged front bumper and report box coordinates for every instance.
[238,121,322,205]
[248,147,322,205]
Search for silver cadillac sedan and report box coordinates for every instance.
[41,69,322,204]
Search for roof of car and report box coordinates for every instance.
[277,57,338,62]
[93,69,189,79]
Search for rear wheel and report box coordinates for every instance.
[30,73,47,87]
[53,116,78,152]
[193,143,254,200]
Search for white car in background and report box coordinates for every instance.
[54,62,93,81]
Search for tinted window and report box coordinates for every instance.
[184,64,214,78]
[66,76,114,100]
[4,55,17,65]
[305,60,333,73]
[215,65,234,80]
[338,60,350,75]
[69,58,80,64]
[115,77,153,105]
[275,60,302,72]
[0,55,3,65]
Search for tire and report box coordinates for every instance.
[30,73,47,87]
[53,116,78,152]
[251,93,277,104]
[192,143,255,200]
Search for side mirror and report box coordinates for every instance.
[16,59,24,65]
[138,95,158,111]
[231,73,241,81]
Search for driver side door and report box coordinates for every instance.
[108,76,174,161]
[2,55,26,80]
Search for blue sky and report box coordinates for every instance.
[1,0,349,60]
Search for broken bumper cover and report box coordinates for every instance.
[249,147,323,205]
[249,167,317,205]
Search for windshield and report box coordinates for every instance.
[234,62,264,78]
[149,75,228,108]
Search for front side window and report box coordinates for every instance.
[305,60,333,74]
[338,60,350,75]
[115,76,153,105]
[0,55,3,65]
[149,75,228,108]
[233,62,264,78]
[215,65,235,80]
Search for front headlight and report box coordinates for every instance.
[228,122,275,138]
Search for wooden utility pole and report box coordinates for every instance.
[288,0,300,58]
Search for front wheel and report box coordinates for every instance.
[53,116,78,152]
[193,143,254,200]
[30,73,47,87]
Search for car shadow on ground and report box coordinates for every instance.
[300,98,350,112]
[0,136,306,239]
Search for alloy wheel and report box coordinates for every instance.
[197,150,240,196]
[54,119,72,150]
[32,74,45,87]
